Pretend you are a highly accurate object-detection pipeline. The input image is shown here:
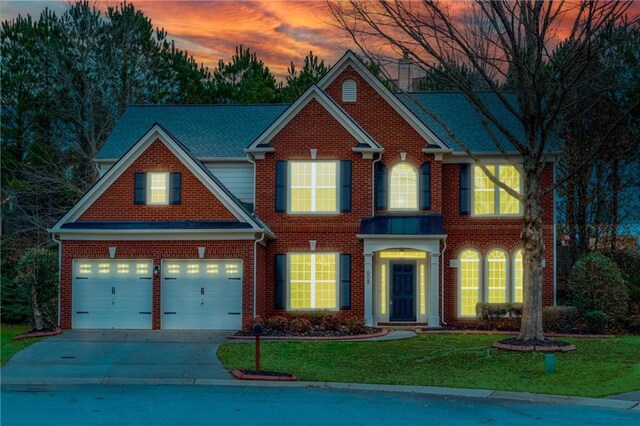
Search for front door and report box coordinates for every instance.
[390,261,415,322]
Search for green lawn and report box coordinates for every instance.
[218,334,640,397]
[1,324,43,366]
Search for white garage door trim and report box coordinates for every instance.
[161,259,243,330]
[72,259,153,329]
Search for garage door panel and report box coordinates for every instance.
[162,260,242,330]
[73,260,152,330]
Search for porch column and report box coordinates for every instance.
[363,252,374,326]
[428,253,440,327]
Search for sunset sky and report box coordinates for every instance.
[1,0,350,79]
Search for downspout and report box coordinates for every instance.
[440,237,447,326]
[51,233,62,327]
[371,153,383,216]
[253,232,266,319]
[553,160,557,306]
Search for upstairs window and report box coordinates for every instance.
[289,161,338,213]
[389,163,418,210]
[147,172,169,205]
[473,165,522,216]
[342,79,357,102]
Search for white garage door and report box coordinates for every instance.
[72,260,153,329]
[162,260,242,330]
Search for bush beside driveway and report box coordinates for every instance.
[217,333,640,398]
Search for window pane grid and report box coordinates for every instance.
[148,172,168,204]
[289,253,337,310]
[389,163,417,209]
[514,250,523,303]
[473,165,521,216]
[487,250,507,303]
[290,162,337,213]
[474,166,495,215]
[499,166,520,214]
[459,250,480,316]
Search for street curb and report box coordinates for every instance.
[1,377,637,410]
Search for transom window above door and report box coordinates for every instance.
[289,161,338,213]
[389,163,418,210]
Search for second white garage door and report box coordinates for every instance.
[161,260,243,330]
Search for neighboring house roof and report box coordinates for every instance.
[396,92,525,153]
[97,104,289,160]
[51,123,270,236]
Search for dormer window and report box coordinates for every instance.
[147,172,169,205]
[342,79,357,102]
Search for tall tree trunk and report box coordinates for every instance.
[519,167,546,341]
[30,285,44,331]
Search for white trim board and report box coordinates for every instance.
[246,85,382,153]
[316,51,449,151]
[51,124,264,232]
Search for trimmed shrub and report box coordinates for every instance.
[476,303,521,329]
[625,314,640,333]
[582,310,608,334]
[289,311,327,327]
[344,317,367,335]
[542,306,579,333]
[320,313,342,332]
[567,252,629,325]
[289,318,313,334]
[266,316,289,331]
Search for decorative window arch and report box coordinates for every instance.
[458,249,481,317]
[342,79,357,102]
[486,249,508,303]
[389,163,418,210]
[513,249,523,303]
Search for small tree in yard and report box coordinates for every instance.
[14,248,58,331]
[329,0,636,342]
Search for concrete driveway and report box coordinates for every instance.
[1,330,233,382]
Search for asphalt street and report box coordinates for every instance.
[2,384,638,426]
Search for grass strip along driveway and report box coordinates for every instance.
[1,324,43,366]
[218,334,640,398]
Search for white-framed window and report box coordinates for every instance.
[389,163,418,210]
[289,161,338,213]
[147,172,169,205]
[342,79,357,102]
[472,165,522,216]
[513,249,523,303]
[458,249,480,317]
[288,253,338,310]
[486,249,508,303]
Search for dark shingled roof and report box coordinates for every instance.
[97,104,289,159]
[396,92,525,152]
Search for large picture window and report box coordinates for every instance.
[389,163,418,210]
[486,250,508,303]
[289,253,338,310]
[289,161,338,213]
[473,165,521,216]
[458,249,480,317]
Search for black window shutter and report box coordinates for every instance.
[420,162,431,210]
[340,254,351,310]
[134,173,146,205]
[375,162,388,210]
[340,160,352,212]
[459,164,470,215]
[275,254,286,309]
[275,161,287,212]
[169,172,182,205]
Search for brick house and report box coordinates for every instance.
[50,51,556,330]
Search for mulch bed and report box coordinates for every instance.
[230,368,297,381]
[493,337,576,352]
[13,327,63,340]
[229,327,387,340]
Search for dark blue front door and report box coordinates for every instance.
[390,261,415,322]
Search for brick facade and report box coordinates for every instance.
[56,56,556,330]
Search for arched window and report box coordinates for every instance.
[459,249,480,317]
[513,249,523,303]
[389,163,418,210]
[486,249,508,303]
[342,79,357,102]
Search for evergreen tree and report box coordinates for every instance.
[283,51,328,101]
